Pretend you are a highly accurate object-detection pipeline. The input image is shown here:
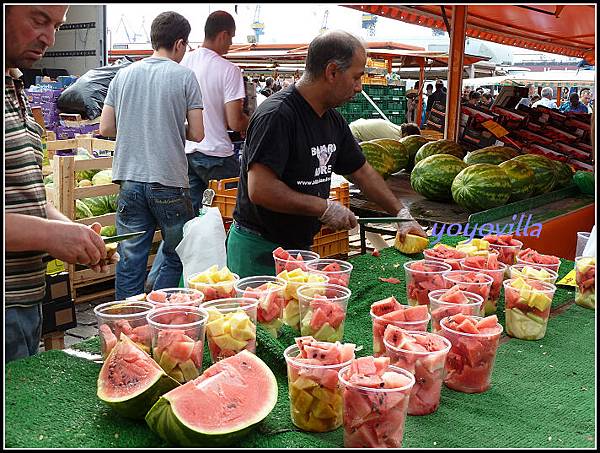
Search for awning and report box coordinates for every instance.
[462,70,596,89]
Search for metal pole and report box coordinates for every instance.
[445,5,468,141]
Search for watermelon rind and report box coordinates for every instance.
[369,138,410,174]
[464,146,519,166]
[510,154,558,195]
[360,141,397,179]
[145,350,278,447]
[498,159,536,202]
[410,154,467,201]
[414,139,464,164]
[451,163,512,212]
[97,334,180,419]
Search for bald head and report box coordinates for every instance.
[304,30,366,81]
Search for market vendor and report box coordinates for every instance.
[227,30,425,277]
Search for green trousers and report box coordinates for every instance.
[226,223,279,278]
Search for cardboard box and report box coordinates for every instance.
[41,272,77,334]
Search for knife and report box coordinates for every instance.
[357,217,415,224]
[102,231,146,244]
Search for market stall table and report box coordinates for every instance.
[5,236,595,448]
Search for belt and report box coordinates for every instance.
[233,221,263,238]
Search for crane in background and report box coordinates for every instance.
[320,9,329,34]
[361,13,378,37]
[251,5,265,43]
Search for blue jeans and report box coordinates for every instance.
[115,181,194,300]
[5,304,43,363]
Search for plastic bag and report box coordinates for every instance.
[176,208,227,285]
[349,118,403,142]
[56,57,134,120]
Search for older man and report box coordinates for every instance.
[532,87,558,109]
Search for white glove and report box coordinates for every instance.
[319,199,357,231]
[396,207,426,240]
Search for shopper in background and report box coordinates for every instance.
[579,88,593,113]
[99,11,203,299]
[227,30,426,277]
[516,84,537,108]
[405,81,420,123]
[530,94,541,105]
[5,5,115,363]
[481,91,494,108]
[462,86,472,103]
[467,90,481,106]
[426,79,446,117]
[559,92,590,114]
[532,87,558,109]
[260,76,275,97]
[421,83,434,127]
[400,122,421,137]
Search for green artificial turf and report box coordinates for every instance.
[5,235,594,448]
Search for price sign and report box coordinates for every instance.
[556,269,578,287]
[481,120,509,138]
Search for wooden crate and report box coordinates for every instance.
[46,140,162,304]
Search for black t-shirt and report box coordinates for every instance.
[426,89,447,112]
[234,85,366,249]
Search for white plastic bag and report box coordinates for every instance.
[175,207,227,285]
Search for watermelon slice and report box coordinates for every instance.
[370,301,430,356]
[459,260,507,316]
[273,248,319,274]
[404,260,452,306]
[423,244,467,270]
[147,288,204,309]
[517,248,561,273]
[428,287,484,333]
[442,270,493,305]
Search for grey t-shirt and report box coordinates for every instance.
[105,56,203,188]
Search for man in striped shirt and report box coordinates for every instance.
[4,5,116,363]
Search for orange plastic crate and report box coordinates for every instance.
[208,177,239,219]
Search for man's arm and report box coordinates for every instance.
[99,104,117,138]
[46,201,71,222]
[225,99,249,135]
[186,108,204,142]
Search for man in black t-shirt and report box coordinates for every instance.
[228,30,425,277]
[426,79,446,114]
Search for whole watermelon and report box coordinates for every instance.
[464,145,520,166]
[511,154,558,195]
[498,159,536,201]
[573,170,594,195]
[399,135,429,169]
[451,163,511,212]
[369,138,410,173]
[552,160,575,188]
[411,154,467,201]
[414,139,464,164]
[360,141,396,179]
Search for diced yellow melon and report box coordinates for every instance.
[291,389,314,414]
[510,277,528,290]
[206,317,227,337]
[206,307,224,323]
[528,292,552,311]
[212,333,247,351]
[394,233,429,255]
[292,376,320,391]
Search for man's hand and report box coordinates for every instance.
[45,221,108,270]
[89,223,120,273]
[395,208,426,242]
[319,199,358,231]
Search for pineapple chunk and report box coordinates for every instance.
[394,233,429,254]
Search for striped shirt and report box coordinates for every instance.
[5,69,48,308]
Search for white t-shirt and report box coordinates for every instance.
[532,97,558,110]
[181,47,246,157]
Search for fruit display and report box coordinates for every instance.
[338,356,415,447]
[276,268,328,331]
[359,141,397,179]
[455,238,492,257]
[145,350,277,447]
[483,234,524,268]
[498,159,536,202]
[575,257,595,309]
[511,154,558,196]
[394,233,429,255]
[297,284,351,342]
[370,297,431,356]
[442,270,494,309]
[428,287,484,333]
[410,154,467,201]
[503,278,557,340]
[404,260,452,306]
[146,288,204,309]
[97,333,180,419]
[459,254,507,315]
[383,326,452,415]
[235,276,287,338]
[463,145,519,166]
[187,265,240,302]
[272,247,320,274]
[414,139,464,165]
[439,314,503,393]
[552,160,575,188]
[509,264,559,285]
[451,164,512,212]
[423,244,467,270]
[94,300,155,358]
[146,306,209,383]
[306,259,353,287]
[369,138,410,174]
[517,248,561,274]
[399,134,430,169]
[284,337,356,432]
[201,298,259,363]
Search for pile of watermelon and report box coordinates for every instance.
[273,247,320,274]
[423,244,467,270]
[428,286,484,333]
[410,154,467,201]
[306,259,352,287]
[463,145,519,166]
[204,305,257,363]
[483,234,524,266]
[370,297,430,356]
[414,139,464,164]
[439,314,503,394]
[239,281,287,338]
[359,141,398,179]
[459,254,506,315]
[369,138,411,175]
[285,337,356,433]
[277,269,328,330]
[404,260,452,306]
[442,270,493,307]
[299,292,349,342]
[517,248,561,273]
[146,288,204,309]
[152,328,204,383]
[575,257,595,310]
[451,163,512,212]
[383,325,451,415]
[339,355,414,448]
[504,277,556,340]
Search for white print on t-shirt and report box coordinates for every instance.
[312,144,335,178]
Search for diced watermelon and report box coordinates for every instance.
[476,315,498,330]
[371,297,402,316]
[403,305,429,321]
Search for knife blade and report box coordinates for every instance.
[102,231,146,244]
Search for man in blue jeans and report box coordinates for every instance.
[100,11,204,299]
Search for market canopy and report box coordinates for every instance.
[344,4,595,62]
[462,70,596,90]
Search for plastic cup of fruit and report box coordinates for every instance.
[503,278,557,340]
[383,330,452,416]
[146,305,209,384]
[338,363,415,447]
[273,249,320,275]
[306,258,353,287]
[234,276,287,337]
[404,260,453,306]
[297,283,352,342]
[442,270,494,313]
[428,289,484,333]
[509,264,559,285]
[516,255,560,274]
[575,256,595,310]
[459,262,507,316]
[94,300,155,359]
[487,239,523,267]
[146,287,204,309]
[422,248,467,270]
[370,308,431,357]
[284,344,351,433]
[201,297,259,363]
[439,316,503,393]
[187,272,240,302]
[277,271,329,332]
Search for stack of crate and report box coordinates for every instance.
[337,84,407,125]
